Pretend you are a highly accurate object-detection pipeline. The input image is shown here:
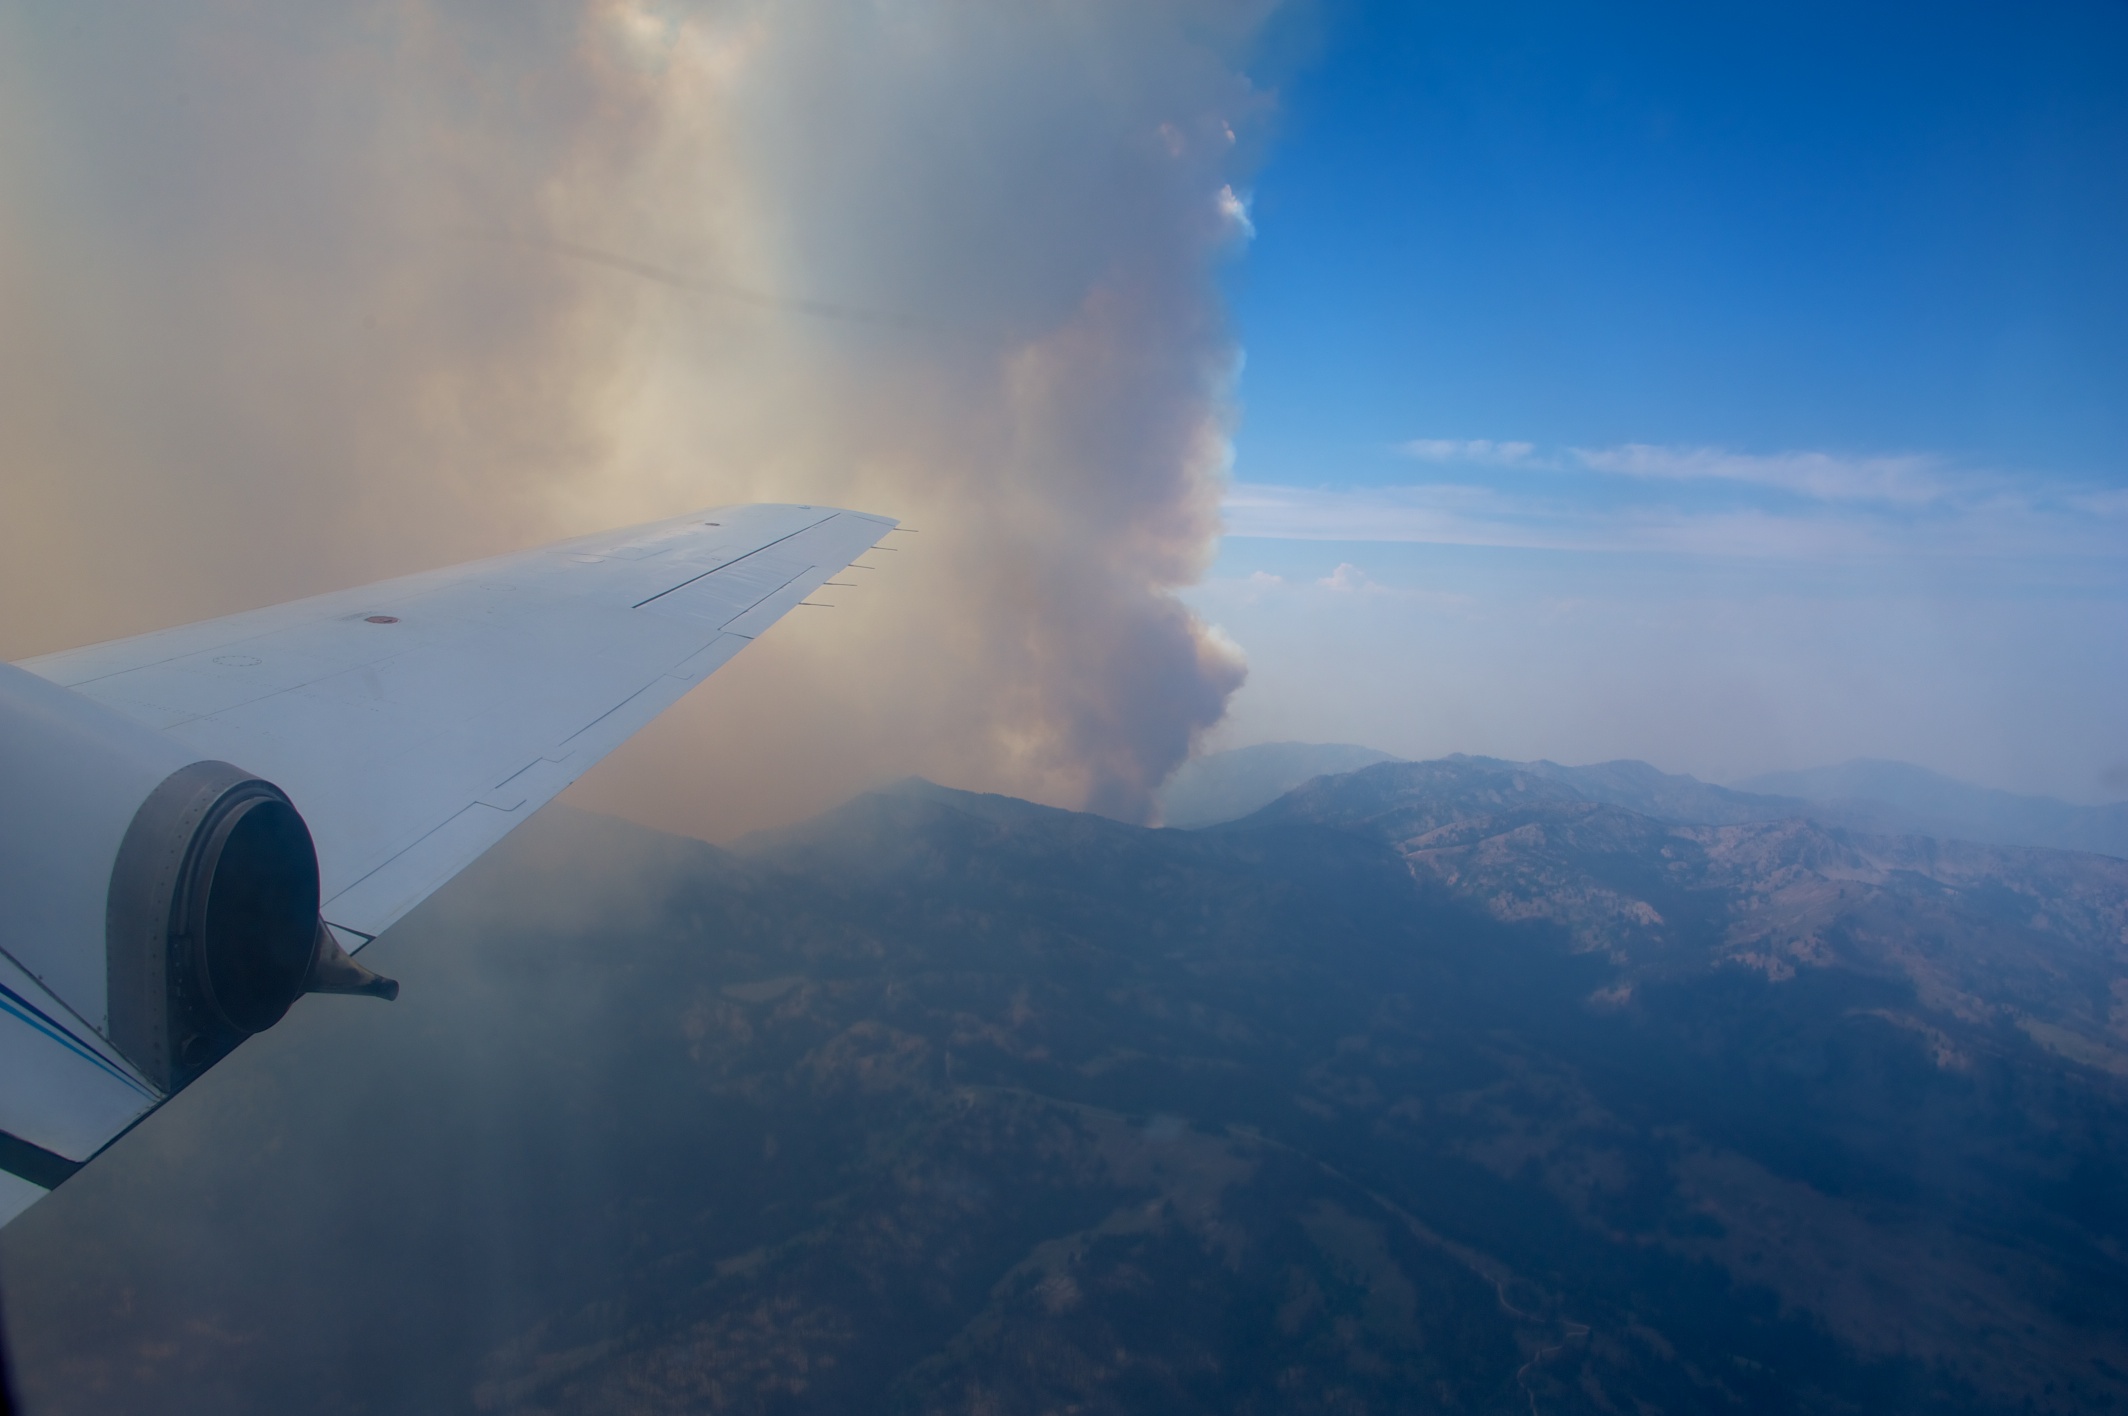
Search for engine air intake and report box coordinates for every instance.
[107,761,395,1091]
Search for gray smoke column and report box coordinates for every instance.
[0,0,1268,835]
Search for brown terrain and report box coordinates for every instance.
[4,760,2125,1413]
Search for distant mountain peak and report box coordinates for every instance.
[1736,759,2128,857]
[1167,745,2128,859]
[1156,741,1402,828]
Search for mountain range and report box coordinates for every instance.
[3,756,2125,1413]
[1163,744,2128,858]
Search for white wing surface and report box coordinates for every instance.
[0,502,892,1223]
[23,502,893,944]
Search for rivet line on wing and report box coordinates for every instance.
[631,513,840,610]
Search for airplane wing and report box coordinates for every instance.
[0,502,895,1225]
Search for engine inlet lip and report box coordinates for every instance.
[174,780,320,1037]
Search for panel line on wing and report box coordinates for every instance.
[631,513,839,609]
[719,565,814,624]
[0,984,157,1101]
[489,758,542,791]
[559,678,665,750]
[320,798,492,922]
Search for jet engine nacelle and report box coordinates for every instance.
[0,663,391,1094]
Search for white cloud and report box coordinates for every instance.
[1221,477,2128,564]
[1207,440,2128,804]
[1399,438,1537,465]
[1316,562,1383,593]
[1569,443,1954,505]
[1241,438,2128,566]
[2070,486,2128,517]
[1391,437,1997,507]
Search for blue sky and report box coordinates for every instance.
[1230,0,2128,475]
[1197,1,2128,798]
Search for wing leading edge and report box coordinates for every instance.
[0,502,895,1223]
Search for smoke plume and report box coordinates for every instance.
[0,0,1267,835]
